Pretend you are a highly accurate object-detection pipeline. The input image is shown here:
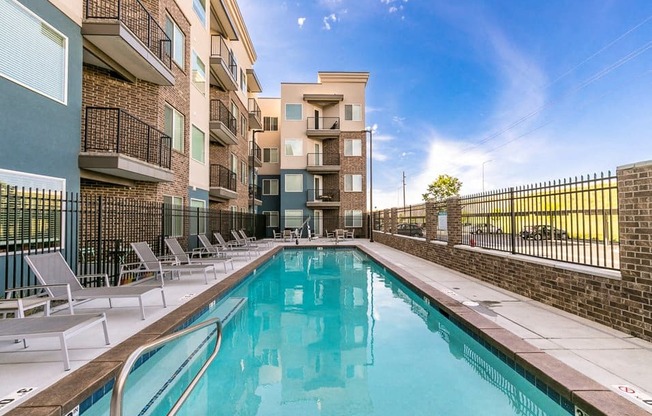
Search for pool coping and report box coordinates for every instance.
[10,244,648,416]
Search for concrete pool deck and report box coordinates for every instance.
[0,239,650,415]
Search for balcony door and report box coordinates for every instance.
[314,143,322,166]
[313,210,323,237]
[314,109,320,129]
[313,175,323,201]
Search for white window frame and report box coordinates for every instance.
[285,103,302,121]
[344,139,362,156]
[264,117,278,131]
[345,104,362,121]
[263,211,279,228]
[345,210,363,228]
[263,148,279,163]
[263,179,279,195]
[191,125,205,163]
[165,16,185,68]
[240,160,247,185]
[285,174,303,192]
[344,174,363,192]
[0,0,68,104]
[191,50,206,95]
[230,153,238,174]
[192,0,206,26]
[285,139,303,156]
[164,104,184,153]
[189,198,207,235]
[164,195,184,237]
[284,210,304,229]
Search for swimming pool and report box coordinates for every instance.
[84,247,574,415]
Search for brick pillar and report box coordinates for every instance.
[425,202,436,242]
[391,208,398,234]
[617,161,652,285]
[447,197,462,246]
[383,209,390,233]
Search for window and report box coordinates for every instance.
[165,16,185,68]
[284,210,304,229]
[164,104,184,152]
[285,104,302,121]
[191,125,205,163]
[263,179,279,195]
[344,174,362,192]
[345,104,362,121]
[1,0,68,104]
[0,169,65,253]
[285,174,303,192]
[241,114,247,138]
[263,211,279,228]
[191,50,206,94]
[231,153,238,174]
[285,139,303,156]
[344,139,362,156]
[189,199,207,235]
[345,210,363,228]
[240,161,247,184]
[264,117,278,131]
[231,101,239,120]
[164,196,183,237]
[240,68,247,92]
[192,0,206,25]
[263,148,279,163]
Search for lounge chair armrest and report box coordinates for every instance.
[4,284,70,298]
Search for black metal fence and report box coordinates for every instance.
[210,100,237,136]
[1,186,264,296]
[263,214,368,239]
[460,172,618,269]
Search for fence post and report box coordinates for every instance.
[96,195,103,281]
[510,187,516,254]
[390,208,398,234]
[446,197,462,246]
[425,202,435,242]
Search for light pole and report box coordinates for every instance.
[482,159,493,192]
[363,128,374,242]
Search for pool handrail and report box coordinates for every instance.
[110,318,223,416]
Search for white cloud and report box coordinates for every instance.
[297,17,306,28]
[322,13,337,30]
[389,6,397,13]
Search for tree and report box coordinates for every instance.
[422,174,462,202]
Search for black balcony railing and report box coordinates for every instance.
[210,100,238,136]
[307,153,340,167]
[83,107,172,169]
[306,188,340,202]
[85,0,172,69]
[210,35,237,81]
[307,117,340,131]
[248,98,261,123]
[250,142,262,161]
[249,185,262,200]
[210,164,237,192]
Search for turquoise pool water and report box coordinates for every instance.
[84,248,573,415]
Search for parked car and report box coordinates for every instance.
[520,225,568,240]
[396,223,424,237]
[470,223,503,234]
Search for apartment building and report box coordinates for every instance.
[257,72,370,238]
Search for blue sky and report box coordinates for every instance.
[239,0,652,209]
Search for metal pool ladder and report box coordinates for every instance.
[110,318,223,416]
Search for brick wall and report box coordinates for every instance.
[373,161,652,341]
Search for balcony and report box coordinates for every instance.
[209,164,237,200]
[209,100,238,146]
[306,117,340,139]
[250,142,262,168]
[80,107,173,182]
[248,98,262,130]
[306,189,341,209]
[246,69,263,93]
[209,35,238,91]
[82,0,174,86]
[302,94,343,107]
[306,153,340,174]
[249,185,262,206]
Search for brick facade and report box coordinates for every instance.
[372,162,652,341]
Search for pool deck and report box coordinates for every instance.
[1,238,651,415]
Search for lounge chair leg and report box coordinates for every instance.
[108,298,113,309]
[101,316,110,345]
[161,289,167,308]
[139,298,145,320]
[59,334,71,371]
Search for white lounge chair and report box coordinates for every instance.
[231,230,263,251]
[164,237,234,273]
[126,242,218,285]
[1,286,51,318]
[24,252,166,320]
[213,232,253,259]
[0,313,110,370]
